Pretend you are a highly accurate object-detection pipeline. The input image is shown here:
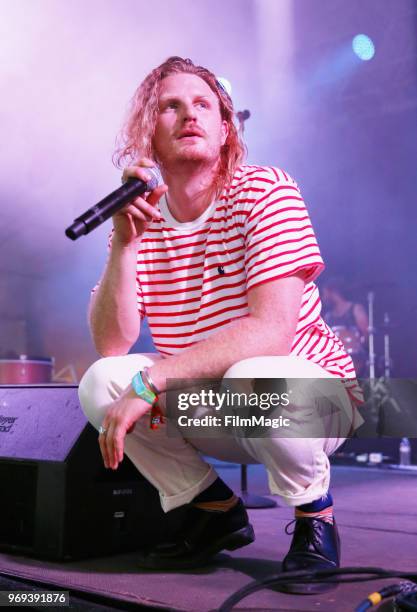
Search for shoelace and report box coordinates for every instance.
[285,517,325,550]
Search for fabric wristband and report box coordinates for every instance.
[132,371,157,405]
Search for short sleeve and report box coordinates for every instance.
[243,169,324,291]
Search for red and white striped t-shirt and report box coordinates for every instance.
[130,164,357,383]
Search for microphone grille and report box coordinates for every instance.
[147,166,161,191]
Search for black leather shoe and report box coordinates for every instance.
[280,517,340,594]
[137,498,255,570]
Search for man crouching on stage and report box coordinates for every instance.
[78,55,360,593]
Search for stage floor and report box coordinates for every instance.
[0,464,416,611]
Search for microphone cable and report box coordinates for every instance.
[355,581,417,611]
[216,566,417,612]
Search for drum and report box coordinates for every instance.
[332,326,363,354]
[332,326,367,376]
[0,356,54,384]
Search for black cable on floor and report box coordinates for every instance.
[216,566,417,612]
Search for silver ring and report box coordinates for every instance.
[98,425,107,435]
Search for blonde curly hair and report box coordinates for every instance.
[113,56,246,198]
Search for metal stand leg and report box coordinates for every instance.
[240,464,277,508]
[367,291,376,383]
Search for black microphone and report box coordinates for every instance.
[236,109,251,122]
[65,168,159,240]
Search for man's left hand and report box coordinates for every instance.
[99,386,151,470]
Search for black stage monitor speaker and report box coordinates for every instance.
[0,385,186,561]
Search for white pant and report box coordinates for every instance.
[78,354,356,512]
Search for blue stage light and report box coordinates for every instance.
[352,34,375,61]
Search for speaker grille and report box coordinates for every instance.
[0,462,37,547]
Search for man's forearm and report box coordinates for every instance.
[148,315,293,393]
[89,241,141,356]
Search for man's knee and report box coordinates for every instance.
[223,356,266,379]
[78,353,160,425]
[77,358,109,424]
[223,355,330,379]
[79,357,114,401]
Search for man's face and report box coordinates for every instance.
[153,73,228,168]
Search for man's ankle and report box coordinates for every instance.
[295,492,334,524]
[192,477,237,512]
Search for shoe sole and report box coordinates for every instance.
[137,523,255,570]
[223,523,255,551]
[278,579,339,595]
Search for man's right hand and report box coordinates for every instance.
[112,158,168,247]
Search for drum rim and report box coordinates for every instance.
[0,357,54,365]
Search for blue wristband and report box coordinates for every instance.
[132,371,156,405]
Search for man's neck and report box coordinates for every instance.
[161,160,219,223]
